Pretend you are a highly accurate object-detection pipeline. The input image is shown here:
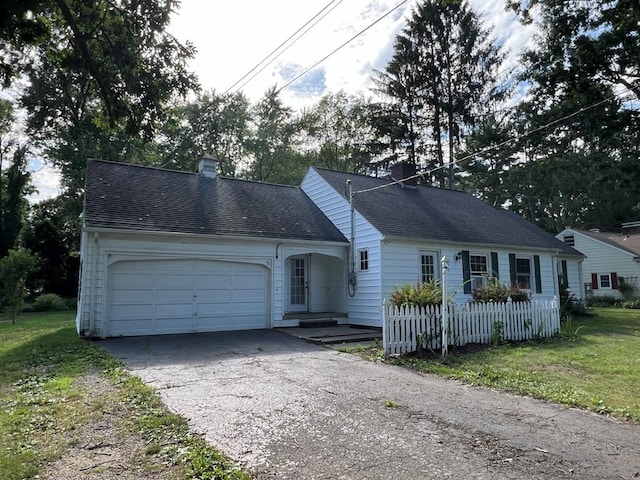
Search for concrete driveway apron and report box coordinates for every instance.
[103,330,640,480]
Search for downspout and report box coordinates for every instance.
[347,180,356,297]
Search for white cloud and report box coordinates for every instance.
[28,159,61,203]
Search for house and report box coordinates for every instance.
[556,225,640,299]
[76,159,583,337]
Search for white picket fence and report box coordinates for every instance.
[383,300,560,355]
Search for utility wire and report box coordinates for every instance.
[224,0,343,95]
[354,92,627,195]
[233,0,344,94]
[276,0,410,95]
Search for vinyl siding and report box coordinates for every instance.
[381,241,560,303]
[302,168,383,326]
[557,229,640,299]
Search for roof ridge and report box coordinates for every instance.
[88,158,196,176]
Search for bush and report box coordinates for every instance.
[586,295,619,307]
[621,299,640,309]
[472,278,529,303]
[390,280,442,307]
[30,293,69,312]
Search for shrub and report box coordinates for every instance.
[390,280,442,307]
[586,295,619,307]
[30,293,69,312]
[472,278,529,303]
[621,299,640,309]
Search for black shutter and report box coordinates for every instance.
[534,255,542,293]
[561,260,568,286]
[462,250,471,294]
[490,252,499,279]
[509,254,516,286]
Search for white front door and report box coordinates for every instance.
[288,255,308,312]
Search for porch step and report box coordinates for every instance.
[298,319,338,328]
[309,332,382,345]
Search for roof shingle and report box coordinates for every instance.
[313,167,581,255]
[84,160,347,243]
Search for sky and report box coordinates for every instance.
[29,0,537,202]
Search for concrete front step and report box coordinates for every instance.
[276,325,382,345]
[298,319,338,328]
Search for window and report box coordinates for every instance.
[420,252,438,283]
[563,235,575,246]
[515,257,531,289]
[599,274,611,289]
[470,254,488,289]
[359,249,369,271]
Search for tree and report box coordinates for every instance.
[503,0,640,231]
[245,87,300,183]
[158,91,250,176]
[0,148,31,258]
[509,0,640,101]
[6,0,197,135]
[0,248,38,323]
[374,0,504,186]
[299,91,376,175]
[22,197,80,298]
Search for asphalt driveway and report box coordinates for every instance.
[103,330,640,479]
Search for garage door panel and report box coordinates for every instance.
[231,275,266,289]
[111,289,154,303]
[155,259,194,272]
[112,272,155,289]
[111,304,154,318]
[195,261,232,274]
[195,275,232,289]
[157,289,194,302]
[155,302,193,316]
[156,274,193,289]
[108,258,268,337]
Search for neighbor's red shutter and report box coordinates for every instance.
[591,273,599,289]
[611,272,618,289]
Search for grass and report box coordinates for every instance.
[0,311,250,480]
[346,308,640,422]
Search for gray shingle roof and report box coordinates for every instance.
[84,160,347,243]
[313,167,582,255]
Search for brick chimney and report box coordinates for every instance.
[198,154,218,179]
[390,161,418,188]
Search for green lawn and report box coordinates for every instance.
[350,307,640,422]
[0,311,249,480]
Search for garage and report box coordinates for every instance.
[107,258,268,337]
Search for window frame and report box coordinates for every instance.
[419,251,439,283]
[358,248,369,272]
[599,273,611,289]
[469,253,488,289]
[515,256,532,290]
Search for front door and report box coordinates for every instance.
[288,255,308,312]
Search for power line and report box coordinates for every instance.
[354,92,627,195]
[276,0,410,95]
[224,0,343,95]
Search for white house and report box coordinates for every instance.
[556,225,640,299]
[76,159,583,337]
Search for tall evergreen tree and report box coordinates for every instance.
[374,0,504,187]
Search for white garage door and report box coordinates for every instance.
[107,259,268,336]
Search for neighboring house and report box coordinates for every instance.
[556,225,640,299]
[77,159,583,337]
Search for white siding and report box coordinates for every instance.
[381,241,560,304]
[302,168,384,326]
[77,229,349,336]
[557,229,640,299]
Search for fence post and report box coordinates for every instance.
[441,255,449,357]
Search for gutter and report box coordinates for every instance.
[82,226,349,247]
